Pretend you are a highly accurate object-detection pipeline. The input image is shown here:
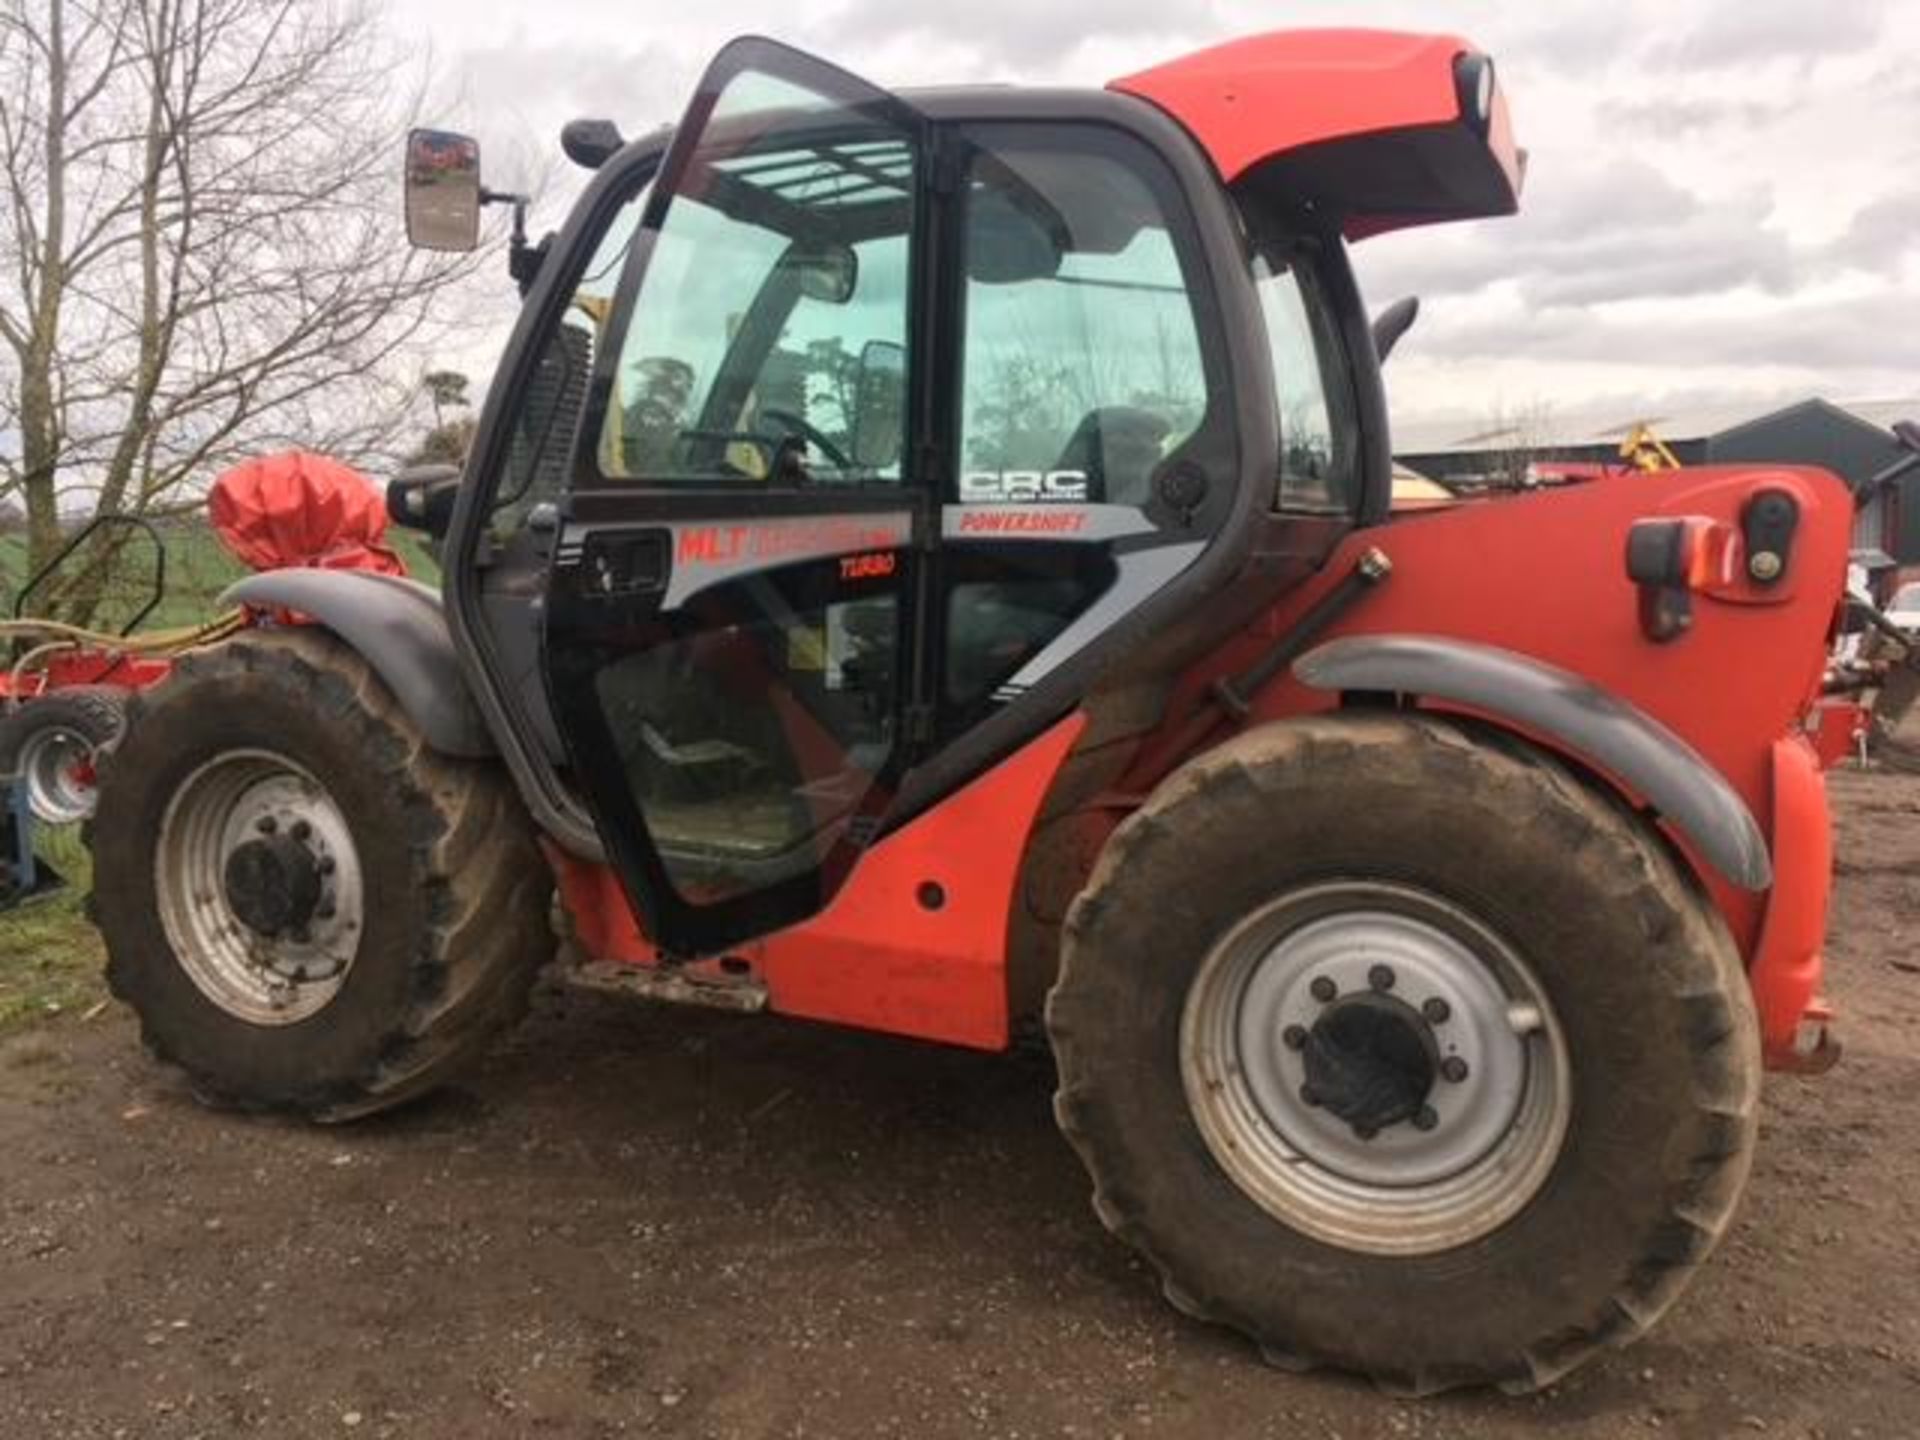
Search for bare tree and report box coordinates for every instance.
[422,368,470,430]
[0,0,486,620]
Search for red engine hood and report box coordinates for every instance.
[1111,29,1523,240]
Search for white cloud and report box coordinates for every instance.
[386,0,1920,428]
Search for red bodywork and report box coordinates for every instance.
[1112,29,1523,238]
[558,465,1852,1070]
[1158,467,1851,1069]
[549,715,1084,1049]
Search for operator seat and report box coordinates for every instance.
[1053,406,1173,507]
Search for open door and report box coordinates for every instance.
[540,39,930,955]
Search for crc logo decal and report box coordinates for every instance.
[958,469,1089,503]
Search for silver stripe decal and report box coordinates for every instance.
[998,542,1204,694]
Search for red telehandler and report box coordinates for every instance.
[88,30,1872,1392]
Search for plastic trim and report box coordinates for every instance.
[222,571,495,759]
[1294,633,1773,891]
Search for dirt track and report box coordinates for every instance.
[3,771,1920,1438]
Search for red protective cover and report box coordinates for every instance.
[208,451,407,578]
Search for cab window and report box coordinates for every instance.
[594,75,914,486]
[939,125,1219,734]
[957,141,1208,508]
[1253,253,1357,512]
[491,186,648,532]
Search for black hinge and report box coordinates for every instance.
[930,144,963,196]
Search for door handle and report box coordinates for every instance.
[571,529,670,599]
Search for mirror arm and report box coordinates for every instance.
[481,187,541,292]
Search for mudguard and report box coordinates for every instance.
[1294,633,1773,891]
[221,570,495,759]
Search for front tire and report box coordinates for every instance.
[1047,714,1760,1394]
[90,629,551,1120]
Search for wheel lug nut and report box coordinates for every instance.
[1352,1122,1378,1141]
[1309,976,1337,1003]
[1441,1056,1470,1083]
[1412,1105,1439,1131]
[1367,964,1395,992]
[291,927,311,945]
[316,900,336,920]
[1281,1024,1307,1051]
[318,856,336,875]
[1299,1084,1321,1108]
[291,819,311,841]
[255,815,277,835]
[1422,997,1451,1024]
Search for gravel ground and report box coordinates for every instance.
[2,769,1918,1438]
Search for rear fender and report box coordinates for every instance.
[1294,633,1772,891]
[221,570,495,759]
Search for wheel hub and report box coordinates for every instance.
[1300,993,1439,1138]
[155,752,364,1025]
[20,726,100,826]
[222,832,323,939]
[1181,882,1571,1255]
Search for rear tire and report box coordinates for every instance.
[89,629,551,1120]
[1047,713,1760,1394]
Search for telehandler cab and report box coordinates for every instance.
[91,30,1859,1393]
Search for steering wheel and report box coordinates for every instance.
[760,407,854,472]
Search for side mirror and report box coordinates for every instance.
[783,241,859,305]
[849,340,906,472]
[1371,295,1420,364]
[387,463,463,537]
[404,128,483,252]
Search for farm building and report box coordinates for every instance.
[1395,396,1920,567]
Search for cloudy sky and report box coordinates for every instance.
[386,0,1920,447]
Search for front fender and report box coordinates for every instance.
[221,570,495,759]
[1294,633,1772,891]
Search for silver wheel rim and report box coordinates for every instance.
[19,725,100,826]
[154,750,364,1026]
[1181,880,1570,1256]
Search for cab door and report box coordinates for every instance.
[540,40,930,955]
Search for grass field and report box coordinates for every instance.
[0,514,442,1032]
[0,828,103,1034]
[0,520,442,633]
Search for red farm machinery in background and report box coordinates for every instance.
[0,454,405,902]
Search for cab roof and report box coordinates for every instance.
[1110,28,1524,240]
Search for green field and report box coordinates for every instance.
[0,521,442,633]
[0,829,102,1034]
